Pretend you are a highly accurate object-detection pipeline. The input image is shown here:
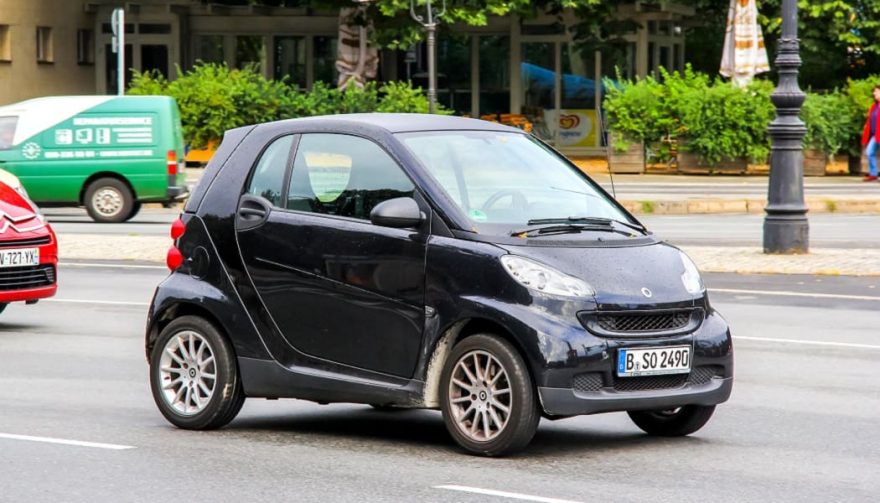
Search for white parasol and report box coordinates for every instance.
[719,0,770,87]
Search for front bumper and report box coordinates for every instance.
[0,284,57,303]
[534,308,734,417]
[539,376,732,416]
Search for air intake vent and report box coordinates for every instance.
[0,265,55,290]
[0,236,51,248]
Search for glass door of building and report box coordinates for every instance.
[520,40,600,149]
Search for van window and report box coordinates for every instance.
[287,134,414,220]
[246,135,294,206]
[0,116,17,150]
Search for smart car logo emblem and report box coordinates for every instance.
[641,287,653,298]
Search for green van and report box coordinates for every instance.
[0,95,187,222]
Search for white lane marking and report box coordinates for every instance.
[0,433,135,450]
[434,485,582,503]
[44,298,149,307]
[59,262,165,270]
[712,288,880,302]
[734,336,880,350]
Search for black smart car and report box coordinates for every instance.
[146,114,732,456]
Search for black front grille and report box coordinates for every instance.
[687,365,725,385]
[597,311,691,333]
[0,265,55,291]
[572,372,604,392]
[614,374,688,392]
[572,365,725,394]
[0,236,51,248]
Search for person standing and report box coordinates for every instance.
[860,85,880,181]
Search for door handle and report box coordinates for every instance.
[236,195,272,231]
[238,206,267,218]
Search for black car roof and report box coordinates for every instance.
[267,113,523,134]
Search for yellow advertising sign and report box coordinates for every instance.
[557,109,597,148]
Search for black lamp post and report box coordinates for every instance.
[410,0,446,114]
[763,0,809,253]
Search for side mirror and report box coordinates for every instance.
[370,197,425,228]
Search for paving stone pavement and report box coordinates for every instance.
[57,234,880,276]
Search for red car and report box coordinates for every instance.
[0,180,57,315]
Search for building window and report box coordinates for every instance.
[274,36,306,88]
[236,36,265,72]
[36,26,53,63]
[478,35,509,116]
[138,23,172,35]
[0,25,10,62]
[313,36,338,86]
[77,29,94,65]
[437,35,472,115]
[195,35,225,64]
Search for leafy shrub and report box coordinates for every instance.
[603,74,668,151]
[801,91,853,158]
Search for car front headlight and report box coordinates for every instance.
[501,255,594,298]
[680,251,705,294]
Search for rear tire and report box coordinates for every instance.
[84,177,134,223]
[440,334,540,456]
[149,315,245,430]
[627,405,716,436]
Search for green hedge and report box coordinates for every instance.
[604,67,876,165]
[128,63,448,149]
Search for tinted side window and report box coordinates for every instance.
[287,134,414,220]
[246,135,294,206]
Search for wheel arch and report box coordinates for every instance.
[422,316,534,408]
[146,301,233,361]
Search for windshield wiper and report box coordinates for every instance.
[527,216,647,234]
[510,221,638,238]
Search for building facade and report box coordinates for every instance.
[0,0,692,155]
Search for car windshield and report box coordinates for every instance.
[397,130,636,237]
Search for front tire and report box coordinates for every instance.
[84,177,134,223]
[149,315,245,430]
[627,405,716,436]
[440,334,540,456]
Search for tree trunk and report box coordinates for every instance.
[336,7,378,89]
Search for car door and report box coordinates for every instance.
[236,132,427,378]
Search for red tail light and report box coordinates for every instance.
[167,150,178,176]
[168,217,186,270]
[170,218,186,240]
[166,246,184,271]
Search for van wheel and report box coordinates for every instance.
[627,405,716,436]
[84,177,134,223]
[440,334,540,456]
[124,202,142,222]
[149,315,245,430]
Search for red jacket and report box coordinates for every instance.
[862,103,880,146]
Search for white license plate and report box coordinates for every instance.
[617,345,691,377]
[0,248,40,268]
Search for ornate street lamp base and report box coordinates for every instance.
[763,215,809,254]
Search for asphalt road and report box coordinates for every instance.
[45,207,880,249]
[0,264,877,502]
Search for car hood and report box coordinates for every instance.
[500,242,700,309]
[0,181,44,233]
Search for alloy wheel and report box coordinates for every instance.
[447,350,512,442]
[158,330,217,416]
